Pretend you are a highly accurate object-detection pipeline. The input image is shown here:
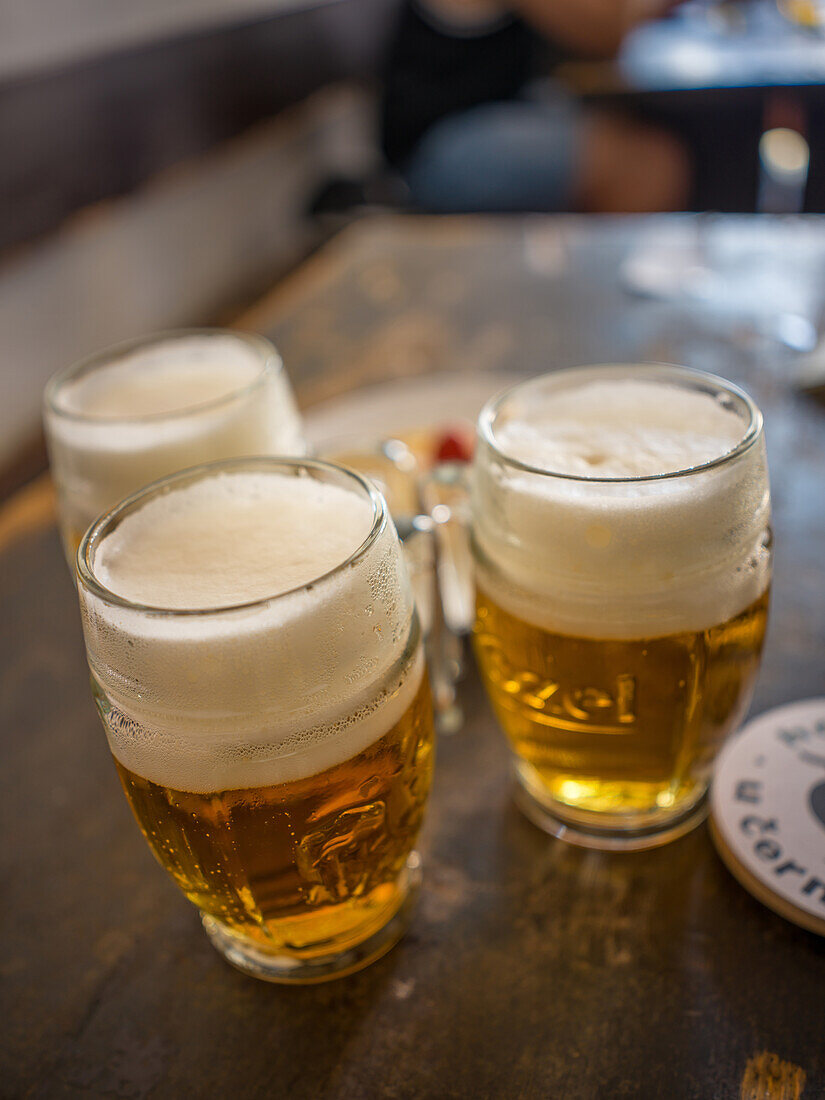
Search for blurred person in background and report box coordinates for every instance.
[381,0,690,213]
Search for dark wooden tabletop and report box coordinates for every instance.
[3,215,825,1100]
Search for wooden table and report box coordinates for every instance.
[3,216,825,1099]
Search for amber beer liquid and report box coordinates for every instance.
[112,673,432,958]
[44,331,305,566]
[474,589,768,820]
[472,366,771,850]
[77,459,434,982]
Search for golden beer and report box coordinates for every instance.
[474,587,768,823]
[472,365,772,848]
[78,458,434,981]
[111,670,433,960]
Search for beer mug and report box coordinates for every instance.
[471,364,771,850]
[76,458,435,982]
[44,330,305,566]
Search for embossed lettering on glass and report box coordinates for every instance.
[44,329,306,569]
[472,365,771,850]
[76,458,435,982]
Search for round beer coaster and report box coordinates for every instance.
[711,698,825,937]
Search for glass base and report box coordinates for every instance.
[201,853,421,984]
[513,767,709,852]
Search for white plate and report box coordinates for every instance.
[304,370,525,449]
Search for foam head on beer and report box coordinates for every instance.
[79,464,421,794]
[44,333,305,551]
[55,335,264,419]
[474,368,771,639]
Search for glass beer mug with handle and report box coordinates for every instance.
[76,457,435,982]
[44,329,306,568]
[471,364,771,850]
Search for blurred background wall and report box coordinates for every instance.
[0,0,392,480]
[2,0,824,488]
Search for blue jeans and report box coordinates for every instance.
[403,92,582,214]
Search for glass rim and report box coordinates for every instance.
[76,456,387,616]
[477,363,763,484]
[44,328,282,426]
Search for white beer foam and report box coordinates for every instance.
[45,336,305,541]
[474,378,771,638]
[56,335,262,418]
[80,470,421,792]
[494,381,744,477]
[96,472,376,608]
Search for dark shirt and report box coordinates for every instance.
[381,0,543,168]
